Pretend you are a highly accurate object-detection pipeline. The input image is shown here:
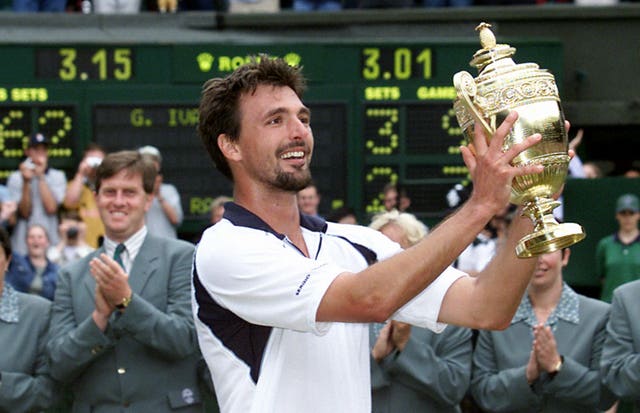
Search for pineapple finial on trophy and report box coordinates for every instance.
[475,23,496,50]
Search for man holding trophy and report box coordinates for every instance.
[192,38,579,410]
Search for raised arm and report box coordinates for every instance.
[317,111,542,327]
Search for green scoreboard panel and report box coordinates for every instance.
[0,40,562,229]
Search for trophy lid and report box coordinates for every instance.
[469,23,517,73]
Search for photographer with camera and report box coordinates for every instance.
[7,133,67,256]
[64,143,106,248]
[47,209,94,267]
[138,145,183,239]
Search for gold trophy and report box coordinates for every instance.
[453,23,585,258]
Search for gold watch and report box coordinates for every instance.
[116,294,132,310]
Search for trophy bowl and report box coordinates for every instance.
[453,23,585,258]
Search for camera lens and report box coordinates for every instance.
[66,227,79,240]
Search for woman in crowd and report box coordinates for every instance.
[471,248,614,412]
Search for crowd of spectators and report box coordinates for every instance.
[5,0,637,14]
[0,121,637,412]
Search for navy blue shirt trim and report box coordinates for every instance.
[193,260,271,384]
[224,202,328,237]
[195,202,376,383]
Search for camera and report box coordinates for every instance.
[66,226,79,240]
[24,158,36,170]
[86,156,102,168]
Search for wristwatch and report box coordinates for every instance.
[549,355,563,378]
[116,294,132,310]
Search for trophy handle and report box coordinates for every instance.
[453,71,494,139]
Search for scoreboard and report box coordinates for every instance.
[0,40,562,230]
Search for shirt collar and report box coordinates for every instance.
[103,226,147,265]
[613,232,640,245]
[512,282,580,327]
[223,202,328,240]
[0,284,20,323]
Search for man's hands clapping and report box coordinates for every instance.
[90,254,132,331]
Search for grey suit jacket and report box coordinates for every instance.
[370,324,472,413]
[47,234,203,413]
[0,290,57,412]
[601,279,640,412]
[471,294,613,413]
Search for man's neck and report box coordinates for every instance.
[234,189,309,257]
[618,227,639,243]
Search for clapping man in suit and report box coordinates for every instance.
[47,150,204,412]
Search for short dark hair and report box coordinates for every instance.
[0,226,11,259]
[197,55,307,180]
[85,142,106,155]
[95,150,157,194]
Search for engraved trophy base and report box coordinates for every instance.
[515,197,586,258]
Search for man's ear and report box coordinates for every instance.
[218,134,241,161]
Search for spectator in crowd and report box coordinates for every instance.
[210,195,232,225]
[397,185,412,213]
[369,210,472,413]
[358,0,412,9]
[624,168,640,178]
[157,0,177,11]
[47,209,94,267]
[421,0,470,7]
[471,248,614,413]
[193,56,547,412]
[47,150,203,412]
[601,279,640,412]
[326,206,358,225]
[583,162,604,179]
[0,185,17,231]
[597,193,640,303]
[297,181,322,217]
[179,0,227,10]
[448,180,507,276]
[63,143,106,248]
[455,223,497,276]
[382,182,398,212]
[139,145,183,239]
[6,224,59,301]
[455,205,514,276]
[12,0,66,12]
[292,0,340,11]
[93,0,141,13]
[0,226,59,412]
[7,133,67,256]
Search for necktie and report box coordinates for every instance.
[113,243,126,269]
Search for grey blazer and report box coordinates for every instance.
[47,234,203,413]
[370,324,473,413]
[0,290,57,412]
[601,279,640,412]
[471,294,614,413]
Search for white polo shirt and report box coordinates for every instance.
[192,202,465,413]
